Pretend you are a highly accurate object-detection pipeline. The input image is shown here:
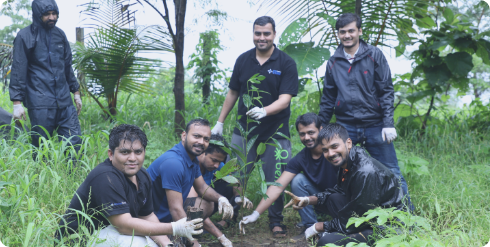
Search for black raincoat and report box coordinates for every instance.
[9,0,79,109]
[319,40,394,128]
[314,146,404,234]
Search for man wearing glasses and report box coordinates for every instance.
[319,13,413,210]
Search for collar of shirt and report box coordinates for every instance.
[343,46,359,64]
[250,44,280,63]
[176,141,199,168]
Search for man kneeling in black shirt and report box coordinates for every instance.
[55,124,203,247]
[285,123,404,246]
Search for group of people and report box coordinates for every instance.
[7,0,412,246]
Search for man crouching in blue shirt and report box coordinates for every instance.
[147,119,235,247]
[187,134,254,246]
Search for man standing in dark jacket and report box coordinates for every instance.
[285,123,404,245]
[319,13,412,208]
[9,0,82,162]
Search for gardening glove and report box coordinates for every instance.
[211,121,224,135]
[13,104,26,121]
[218,197,234,220]
[74,93,82,115]
[217,234,233,247]
[235,196,253,209]
[381,128,397,144]
[246,107,267,120]
[284,190,309,210]
[239,211,260,234]
[170,217,203,241]
[304,224,319,240]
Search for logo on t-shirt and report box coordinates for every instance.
[110,202,127,206]
[143,198,147,205]
[268,69,281,75]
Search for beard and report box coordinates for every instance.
[303,138,318,149]
[184,137,205,157]
[42,20,57,29]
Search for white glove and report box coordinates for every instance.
[235,196,253,209]
[170,217,203,241]
[217,234,233,247]
[381,128,397,144]
[218,197,234,220]
[304,224,319,240]
[74,94,82,115]
[211,121,224,135]
[13,104,26,121]
[239,211,260,234]
[246,107,267,120]
[284,190,309,210]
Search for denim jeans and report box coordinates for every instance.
[340,123,414,210]
[291,173,323,228]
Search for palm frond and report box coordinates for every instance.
[0,43,13,70]
[261,0,431,49]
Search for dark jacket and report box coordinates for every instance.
[314,146,403,234]
[9,0,79,109]
[319,40,394,128]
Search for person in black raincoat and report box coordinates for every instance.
[9,0,82,162]
[318,13,413,210]
[285,123,404,246]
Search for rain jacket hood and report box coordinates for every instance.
[9,0,79,109]
[32,0,60,29]
[314,146,404,234]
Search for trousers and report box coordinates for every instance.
[231,133,292,223]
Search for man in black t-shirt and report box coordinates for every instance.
[239,113,338,241]
[55,124,203,246]
[211,16,298,238]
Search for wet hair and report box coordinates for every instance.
[318,123,350,144]
[185,118,210,133]
[335,13,362,30]
[253,16,276,32]
[295,113,321,131]
[109,124,148,152]
[205,134,229,156]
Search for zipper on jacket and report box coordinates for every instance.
[348,66,352,73]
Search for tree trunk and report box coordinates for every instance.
[173,0,187,135]
[202,36,211,104]
[355,0,362,18]
[76,28,85,94]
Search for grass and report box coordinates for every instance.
[0,87,489,246]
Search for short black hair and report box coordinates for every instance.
[205,134,229,156]
[295,113,321,131]
[185,118,210,133]
[335,13,362,30]
[253,16,276,32]
[318,123,350,144]
[109,124,148,152]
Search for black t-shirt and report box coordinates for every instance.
[229,45,298,141]
[285,148,339,191]
[56,158,154,238]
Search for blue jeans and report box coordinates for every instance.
[340,123,414,210]
[291,173,323,228]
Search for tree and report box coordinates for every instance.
[395,2,490,131]
[136,0,188,135]
[74,0,173,118]
[187,30,225,104]
[0,0,31,45]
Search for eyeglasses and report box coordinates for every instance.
[338,29,357,35]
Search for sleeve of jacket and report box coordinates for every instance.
[319,60,338,126]
[324,171,383,234]
[9,35,29,102]
[63,33,79,93]
[373,48,394,128]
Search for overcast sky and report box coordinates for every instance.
[0,0,487,105]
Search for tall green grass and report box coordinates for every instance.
[0,88,489,246]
